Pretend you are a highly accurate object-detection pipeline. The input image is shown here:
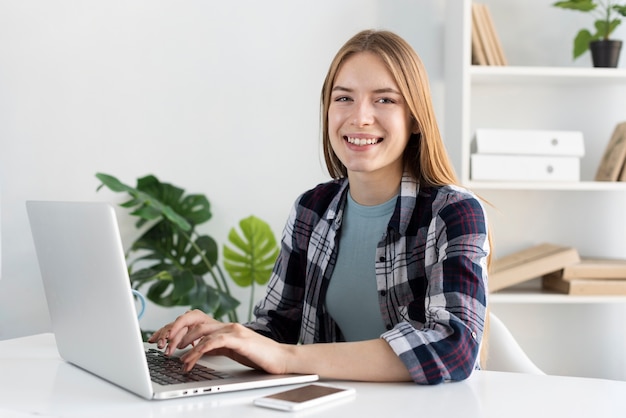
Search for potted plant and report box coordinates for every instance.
[95,173,279,333]
[553,0,626,67]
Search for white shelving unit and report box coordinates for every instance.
[444,0,626,190]
[444,0,626,287]
[443,0,626,380]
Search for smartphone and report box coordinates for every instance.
[253,383,355,411]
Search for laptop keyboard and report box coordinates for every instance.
[145,348,232,385]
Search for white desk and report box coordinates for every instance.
[2,334,625,418]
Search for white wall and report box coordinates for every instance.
[0,0,444,339]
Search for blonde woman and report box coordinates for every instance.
[150,29,490,385]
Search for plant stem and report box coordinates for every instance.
[604,0,612,38]
[181,229,224,291]
[248,284,255,323]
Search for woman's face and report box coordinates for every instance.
[328,51,413,181]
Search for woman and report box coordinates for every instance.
[149,29,490,385]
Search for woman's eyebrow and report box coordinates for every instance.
[332,85,401,95]
[332,85,352,93]
[372,87,401,95]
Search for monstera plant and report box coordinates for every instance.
[95,173,278,325]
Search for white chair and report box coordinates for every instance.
[484,312,545,375]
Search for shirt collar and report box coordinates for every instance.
[391,173,419,236]
[327,173,419,235]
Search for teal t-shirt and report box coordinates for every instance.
[325,191,397,341]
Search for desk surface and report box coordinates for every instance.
[2,334,625,418]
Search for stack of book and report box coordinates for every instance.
[542,258,626,295]
[470,128,585,182]
[489,243,626,296]
[471,2,506,66]
[595,121,626,182]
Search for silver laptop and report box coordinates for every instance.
[26,200,318,400]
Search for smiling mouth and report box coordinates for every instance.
[345,136,383,146]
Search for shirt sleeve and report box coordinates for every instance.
[381,192,489,384]
[243,200,305,344]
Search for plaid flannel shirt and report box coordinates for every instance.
[245,174,489,384]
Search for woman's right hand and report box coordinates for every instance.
[148,309,211,355]
[147,309,291,374]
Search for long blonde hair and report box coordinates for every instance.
[321,29,457,187]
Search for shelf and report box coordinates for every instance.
[470,65,626,85]
[464,180,626,191]
[490,289,626,305]
[489,279,626,304]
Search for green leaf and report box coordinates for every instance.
[129,224,219,277]
[96,173,132,193]
[180,195,212,225]
[574,29,593,58]
[171,270,196,300]
[131,205,162,221]
[223,216,279,288]
[210,291,241,320]
[146,280,178,307]
[223,246,249,264]
[96,173,193,231]
[227,228,252,254]
[552,0,596,12]
[120,197,142,208]
[192,235,219,271]
[594,18,620,39]
[130,268,172,288]
[614,5,626,17]
[186,282,240,319]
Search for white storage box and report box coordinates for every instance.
[473,129,585,157]
[470,154,580,181]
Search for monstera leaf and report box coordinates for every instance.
[96,173,239,322]
[223,215,279,321]
[96,173,198,231]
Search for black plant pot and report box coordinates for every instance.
[590,39,622,68]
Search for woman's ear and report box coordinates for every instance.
[411,118,420,135]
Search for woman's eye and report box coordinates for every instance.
[377,97,396,104]
[334,96,350,102]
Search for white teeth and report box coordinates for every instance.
[346,137,380,146]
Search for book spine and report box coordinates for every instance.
[595,122,626,181]
[480,4,507,66]
[620,163,626,182]
[560,258,626,280]
[543,274,626,295]
[471,14,487,65]
[542,272,571,294]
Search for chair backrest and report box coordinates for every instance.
[484,312,545,375]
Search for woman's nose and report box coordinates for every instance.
[351,101,374,126]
